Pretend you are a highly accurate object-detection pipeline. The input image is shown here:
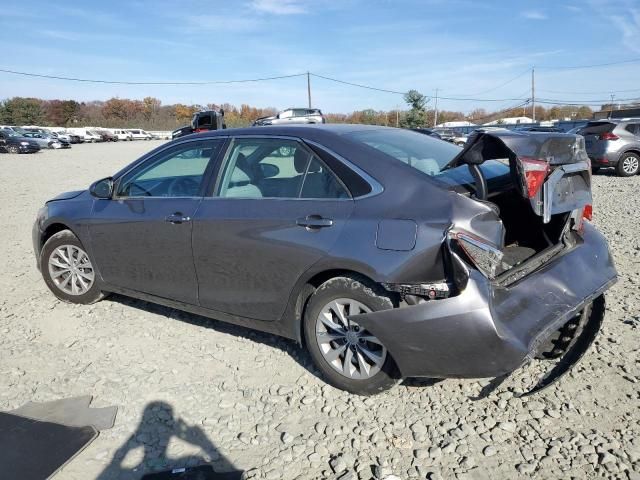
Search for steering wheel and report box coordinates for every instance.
[168,177,200,196]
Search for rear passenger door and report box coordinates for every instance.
[192,137,354,321]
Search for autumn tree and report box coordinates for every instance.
[142,97,161,121]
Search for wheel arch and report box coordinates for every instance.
[40,221,77,252]
[618,148,640,161]
[283,267,383,346]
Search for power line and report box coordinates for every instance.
[536,98,640,106]
[538,86,640,95]
[1,66,636,106]
[447,68,531,97]
[467,100,531,124]
[309,73,407,95]
[536,96,640,105]
[0,68,307,85]
[536,57,640,70]
[311,73,533,101]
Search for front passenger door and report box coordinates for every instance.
[88,139,225,304]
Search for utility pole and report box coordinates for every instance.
[609,94,615,119]
[433,88,439,127]
[531,67,535,123]
[307,72,312,108]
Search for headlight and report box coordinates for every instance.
[21,141,29,146]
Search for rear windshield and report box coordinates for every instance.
[581,122,615,135]
[345,128,461,176]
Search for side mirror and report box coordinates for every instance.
[90,177,114,199]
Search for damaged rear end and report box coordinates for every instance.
[354,131,617,392]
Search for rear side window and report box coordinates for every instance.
[217,138,349,199]
[196,114,212,128]
[581,122,615,135]
[300,157,349,199]
[625,124,640,135]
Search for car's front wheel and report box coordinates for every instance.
[303,276,400,395]
[617,152,640,176]
[40,230,105,304]
[7,145,20,154]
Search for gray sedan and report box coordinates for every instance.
[32,125,616,395]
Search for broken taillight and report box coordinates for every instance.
[583,204,593,221]
[450,230,503,279]
[520,157,550,198]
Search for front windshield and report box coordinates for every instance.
[345,128,461,176]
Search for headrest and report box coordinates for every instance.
[230,167,250,185]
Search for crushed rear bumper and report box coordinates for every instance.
[352,223,617,378]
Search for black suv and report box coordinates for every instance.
[172,110,226,140]
[0,130,40,154]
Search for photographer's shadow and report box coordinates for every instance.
[97,401,242,480]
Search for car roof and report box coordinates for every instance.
[192,123,391,139]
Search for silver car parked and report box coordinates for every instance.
[253,108,325,126]
[582,118,640,176]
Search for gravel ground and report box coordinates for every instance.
[0,141,638,480]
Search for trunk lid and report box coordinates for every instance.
[450,130,592,223]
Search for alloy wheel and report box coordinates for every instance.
[48,245,95,295]
[622,155,639,175]
[315,298,387,379]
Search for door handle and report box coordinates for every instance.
[165,212,191,224]
[296,215,333,229]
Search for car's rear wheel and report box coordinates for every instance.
[41,230,105,304]
[303,276,400,395]
[616,152,640,176]
[7,145,20,154]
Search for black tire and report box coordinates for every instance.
[7,145,20,154]
[40,230,105,304]
[591,166,600,174]
[616,152,640,177]
[303,275,400,395]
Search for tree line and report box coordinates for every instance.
[0,94,597,130]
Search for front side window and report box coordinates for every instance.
[117,140,222,198]
[217,138,349,199]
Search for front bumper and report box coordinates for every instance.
[19,144,40,153]
[353,223,617,378]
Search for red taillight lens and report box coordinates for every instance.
[520,157,549,198]
[583,204,592,221]
[599,132,619,140]
[450,230,504,279]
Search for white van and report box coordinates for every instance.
[68,128,102,143]
[127,129,152,140]
[111,129,133,141]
